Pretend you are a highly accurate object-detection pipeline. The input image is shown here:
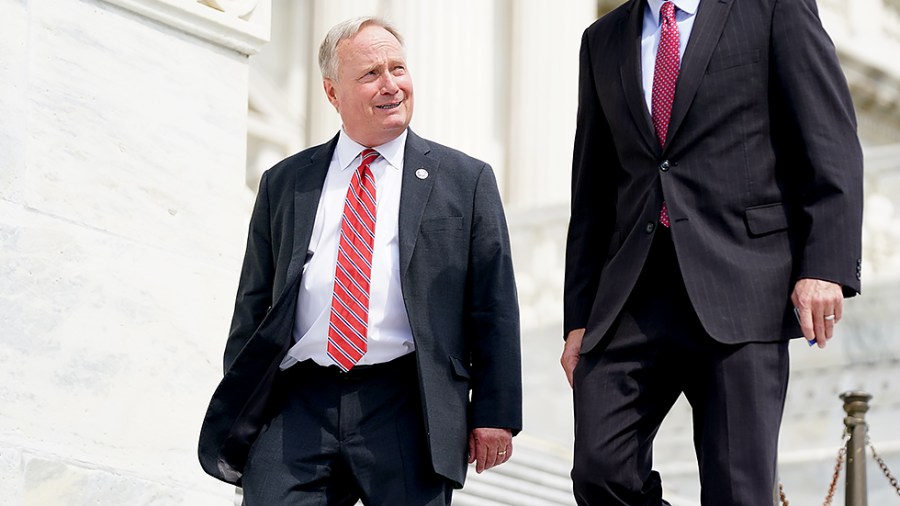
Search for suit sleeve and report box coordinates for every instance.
[564,28,621,336]
[222,170,276,372]
[466,164,523,432]
[771,0,864,296]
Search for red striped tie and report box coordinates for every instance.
[653,1,679,228]
[327,148,378,371]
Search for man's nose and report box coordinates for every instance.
[380,74,399,94]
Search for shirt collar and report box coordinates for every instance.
[336,128,407,171]
[647,0,700,25]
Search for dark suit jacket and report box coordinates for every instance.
[565,0,863,352]
[198,130,522,487]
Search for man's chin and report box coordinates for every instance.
[381,118,411,133]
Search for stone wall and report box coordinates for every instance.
[0,0,268,503]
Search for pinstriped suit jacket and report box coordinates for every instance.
[565,0,863,352]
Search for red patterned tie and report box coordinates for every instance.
[652,1,679,228]
[327,149,378,371]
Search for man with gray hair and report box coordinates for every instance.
[198,16,522,505]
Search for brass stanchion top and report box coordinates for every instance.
[841,391,873,419]
[840,391,873,403]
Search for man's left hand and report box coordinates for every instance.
[468,427,513,473]
[791,278,844,348]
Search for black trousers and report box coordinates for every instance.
[241,354,452,506]
[572,229,790,505]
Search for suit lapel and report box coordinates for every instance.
[284,135,337,285]
[398,130,435,277]
[620,0,659,155]
[665,0,734,151]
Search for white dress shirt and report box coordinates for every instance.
[641,0,701,112]
[280,129,414,369]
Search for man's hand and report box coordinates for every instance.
[468,428,513,473]
[561,328,585,388]
[791,278,844,348]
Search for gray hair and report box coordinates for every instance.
[318,17,405,81]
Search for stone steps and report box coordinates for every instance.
[454,438,576,506]
[456,436,702,506]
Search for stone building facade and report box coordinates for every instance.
[1,0,898,504]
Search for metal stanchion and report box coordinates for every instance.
[841,391,872,506]
[782,391,899,506]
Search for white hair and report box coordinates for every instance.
[318,17,405,81]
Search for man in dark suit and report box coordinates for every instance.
[561,0,863,504]
[198,17,521,505]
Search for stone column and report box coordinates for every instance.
[506,0,596,210]
[248,0,315,187]
[0,0,269,503]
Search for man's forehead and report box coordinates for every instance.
[338,34,404,62]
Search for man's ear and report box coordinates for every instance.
[323,79,339,111]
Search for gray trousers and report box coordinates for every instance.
[242,354,452,506]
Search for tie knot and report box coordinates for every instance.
[660,1,676,21]
[360,149,379,166]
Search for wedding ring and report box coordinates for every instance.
[824,315,835,321]
[498,450,507,456]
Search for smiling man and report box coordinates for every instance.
[197,16,522,506]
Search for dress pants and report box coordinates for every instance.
[241,353,453,506]
[571,228,790,505]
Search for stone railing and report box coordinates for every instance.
[507,205,569,332]
[874,3,900,63]
[862,144,900,277]
[886,0,900,44]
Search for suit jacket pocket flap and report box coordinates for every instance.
[422,216,463,232]
[449,356,471,380]
[745,203,788,236]
[707,49,761,73]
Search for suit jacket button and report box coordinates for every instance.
[659,160,670,172]
[645,221,656,234]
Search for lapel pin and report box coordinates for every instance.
[415,168,429,180]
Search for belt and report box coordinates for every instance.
[286,353,417,381]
